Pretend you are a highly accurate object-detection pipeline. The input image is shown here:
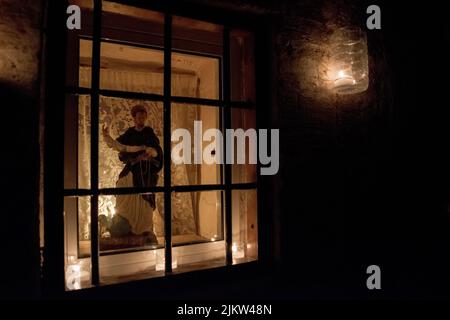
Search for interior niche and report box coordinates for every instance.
[66,39,223,256]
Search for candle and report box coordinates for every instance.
[232,242,245,259]
[329,27,369,94]
[334,75,356,90]
[66,262,81,290]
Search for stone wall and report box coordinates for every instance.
[273,0,394,291]
[0,0,43,92]
[0,0,44,299]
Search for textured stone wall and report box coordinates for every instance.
[0,0,44,299]
[0,0,43,93]
[273,0,393,291]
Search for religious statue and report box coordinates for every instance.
[100,104,163,247]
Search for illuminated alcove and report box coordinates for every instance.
[63,1,257,289]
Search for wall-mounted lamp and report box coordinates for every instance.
[328,27,369,94]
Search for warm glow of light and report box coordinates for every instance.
[328,27,369,94]
[232,242,245,259]
[155,250,178,271]
[71,265,81,273]
[65,257,82,290]
[99,196,116,218]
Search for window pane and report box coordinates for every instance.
[171,191,225,273]
[98,193,165,284]
[172,191,224,242]
[64,196,92,291]
[98,97,164,189]
[232,189,258,264]
[98,193,164,252]
[230,29,255,102]
[64,94,91,189]
[171,103,223,186]
[231,107,257,184]
[172,16,222,100]
[78,39,165,94]
[172,51,220,100]
[99,42,164,94]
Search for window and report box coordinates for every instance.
[60,0,258,290]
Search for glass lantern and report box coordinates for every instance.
[329,27,369,94]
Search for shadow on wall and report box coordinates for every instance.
[0,82,40,299]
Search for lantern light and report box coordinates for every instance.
[329,27,369,94]
[232,241,245,259]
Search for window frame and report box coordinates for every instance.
[43,0,270,294]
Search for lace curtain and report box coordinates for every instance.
[78,66,200,240]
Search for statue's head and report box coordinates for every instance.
[131,104,147,128]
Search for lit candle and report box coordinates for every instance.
[232,242,245,259]
[333,70,356,90]
[329,27,369,94]
[334,75,356,89]
[66,261,81,290]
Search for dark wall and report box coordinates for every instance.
[275,0,450,298]
[0,0,43,299]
